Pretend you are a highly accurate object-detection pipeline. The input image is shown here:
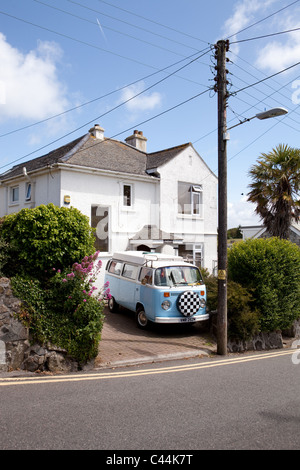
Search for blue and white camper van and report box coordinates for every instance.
[105,251,208,328]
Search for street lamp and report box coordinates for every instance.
[215,40,288,356]
[227,107,288,131]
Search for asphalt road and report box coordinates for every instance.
[1,349,300,451]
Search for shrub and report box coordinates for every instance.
[0,204,95,278]
[11,252,110,363]
[201,270,260,341]
[228,238,300,332]
[0,237,9,276]
[226,281,260,341]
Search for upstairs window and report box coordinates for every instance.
[25,182,32,201]
[178,183,203,216]
[11,186,19,203]
[123,184,132,207]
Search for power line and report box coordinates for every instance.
[0,47,211,139]
[232,60,300,95]
[33,0,202,58]
[0,88,212,171]
[67,0,211,51]
[231,26,300,44]
[95,0,209,45]
[0,8,208,73]
[61,88,213,160]
[229,0,300,39]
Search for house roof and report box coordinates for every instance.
[68,136,148,175]
[0,132,199,182]
[0,135,85,181]
[146,143,190,170]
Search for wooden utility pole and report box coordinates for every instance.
[214,39,229,355]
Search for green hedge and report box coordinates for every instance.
[228,238,300,332]
[0,203,95,278]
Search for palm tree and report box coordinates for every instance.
[247,144,300,239]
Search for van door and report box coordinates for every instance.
[119,263,140,311]
[106,260,123,304]
[138,267,155,321]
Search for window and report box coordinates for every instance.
[108,260,123,275]
[91,205,110,252]
[154,266,203,287]
[123,184,132,207]
[122,263,139,280]
[139,267,153,285]
[11,186,19,203]
[178,183,203,216]
[25,183,32,201]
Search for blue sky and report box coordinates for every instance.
[1,0,300,228]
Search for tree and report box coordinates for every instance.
[247,144,300,239]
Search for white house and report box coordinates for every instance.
[0,125,218,284]
[240,223,300,247]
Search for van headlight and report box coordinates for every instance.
[199,298,206,308]
[161,300,171,310]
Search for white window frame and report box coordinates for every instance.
[122,183,133,208]
[25,182,32,201]
[178,183,203,217]
[10,185,19,204]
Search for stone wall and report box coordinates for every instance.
[0,277,81,372]
[210,310,300,353]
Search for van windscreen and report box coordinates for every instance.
[154,266,203,287]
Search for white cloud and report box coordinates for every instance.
[120,81,162,116]
[228,196,261,228]
[224,0,276,36]
[0,33,69,122]
[223,0,277,53]
[255,23,300,71]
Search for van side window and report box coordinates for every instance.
[122,263,139,280]
[108,260,123,275]
[139,267,153,285]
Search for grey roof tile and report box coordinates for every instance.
[0,133,193,181]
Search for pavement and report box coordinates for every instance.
[94,306,217,369]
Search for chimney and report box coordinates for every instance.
[89,124,105,140]
[125,130,147,152]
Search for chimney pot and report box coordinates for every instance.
[125,130,147,152]
[89,124,105,140]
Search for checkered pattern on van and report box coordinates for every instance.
[177,291,201,316]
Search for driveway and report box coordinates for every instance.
[95,307,217,369]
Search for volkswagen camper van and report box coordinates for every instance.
[104,251,208,328]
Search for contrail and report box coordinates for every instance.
[96,18,107,43]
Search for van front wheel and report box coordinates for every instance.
[108,296,119,313]
[136,308,148,329]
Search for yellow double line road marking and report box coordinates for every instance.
[0,349,295,387]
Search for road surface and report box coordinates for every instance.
[0,349,299,451]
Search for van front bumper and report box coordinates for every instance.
[154,314,210,324]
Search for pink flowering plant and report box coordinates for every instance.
[45,251,110,362]
[12,251,110,364]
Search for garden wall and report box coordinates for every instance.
[210,311,300,353]
[0,277,81,372]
